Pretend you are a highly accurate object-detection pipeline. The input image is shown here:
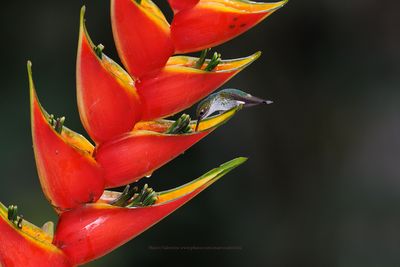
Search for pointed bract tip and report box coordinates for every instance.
[195,156,248,186]
[80,5,86,17]
[27,61,35,97]
[264,0,289,12]
[271,0,289,12]
[219,157,248,170]
[202,157,248,182]
[210,157,248,184]
[26,60,33,80]
[80,6,86,29]
[281,0,290,7]
[27,62,44,117]
[237,51,262,70]
[156,157,248,204]
[228,51,262,72]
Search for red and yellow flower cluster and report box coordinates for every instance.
[0,0,287,266]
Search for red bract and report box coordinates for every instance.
[111,0,286,75]
[77,7,142,144]
[53,158,246,265]
[137,53,260,120]
[0,204,72,267]
[30,57,240,208]
[171,0,288,53]
[29,62,105,212]
[111,0,174,77]
[96,108,239,187]
[96,131,209,187]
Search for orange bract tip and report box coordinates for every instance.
[111,0,175,77]
[28,62,105,211]
[171,0,288,53]
[77,7,142,144]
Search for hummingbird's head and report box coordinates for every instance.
[195,97,213,131]
[196,99,210,121]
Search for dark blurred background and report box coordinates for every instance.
[1,0,400,266]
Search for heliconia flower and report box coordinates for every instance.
[0,203,72,267]
[53,157,247,265]
[171,0,289,53]
[137,52,261,120]
[28,62,105,211]
[0,0,287,263]
[77,6,142,144]
[111,0,285,77]
[168,0,199,13]
[111,0,175,77]
[95,107,239,188]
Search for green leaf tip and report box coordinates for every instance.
[157,157,248,198]
[80,5,86,24]
[254,51,262,60]
[216,157,248,176]
[270,0,289,12]
[27,60,35,96]
[27,60,33,81]
[197,157,248,184]
[220,157,248,169]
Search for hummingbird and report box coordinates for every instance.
[195,89,273,131]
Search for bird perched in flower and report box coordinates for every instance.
[196,89,273,130]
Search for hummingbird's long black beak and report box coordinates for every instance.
[195,117,201,132]
[231,92,273,108]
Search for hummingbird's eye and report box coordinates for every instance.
[199,110,205,116]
